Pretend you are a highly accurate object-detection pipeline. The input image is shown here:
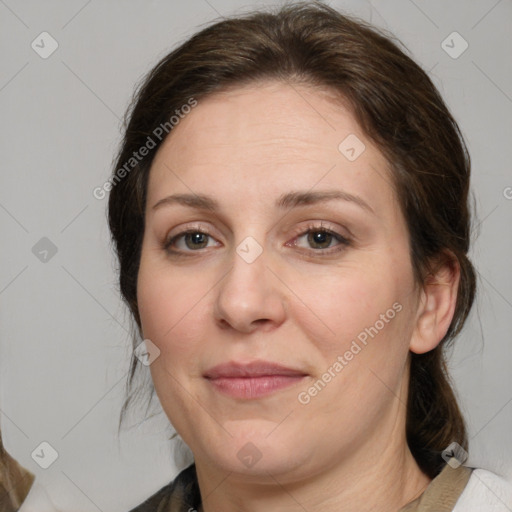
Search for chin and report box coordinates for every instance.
[197,422,312,478]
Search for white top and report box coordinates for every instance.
[18,480,57,512]
[453,468,512,511]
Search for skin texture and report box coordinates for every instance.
[136,81,460,512]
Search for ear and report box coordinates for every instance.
[409,252,460,354]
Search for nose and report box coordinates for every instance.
[213,244,287,334]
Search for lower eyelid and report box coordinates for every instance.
[300,241,349,253]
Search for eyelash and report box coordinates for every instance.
[163,222,351,257]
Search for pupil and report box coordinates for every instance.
[186,232,207,249]
[309,231,331,248]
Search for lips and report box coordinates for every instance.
[204,361,307,379]
[204,361,308,399]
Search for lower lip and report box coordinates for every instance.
[206,375,306,399]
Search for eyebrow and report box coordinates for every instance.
[152,190,374,214]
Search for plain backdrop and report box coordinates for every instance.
[1,0,511,510]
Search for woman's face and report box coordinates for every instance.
[137,81,422,481]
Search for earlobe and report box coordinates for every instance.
[409,254,460,354]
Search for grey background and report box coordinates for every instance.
[1,0,511,510]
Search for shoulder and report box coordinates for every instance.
[128,464,200,512]
[454,467,512,511]
[18,480,58,512]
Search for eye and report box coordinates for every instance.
[291,224,351,253]
[163,224,350,256]
[165,229,219,253]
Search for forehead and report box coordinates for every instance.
[147,81,396,217]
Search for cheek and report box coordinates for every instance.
[289,263,417,419]
[137,260,211,364]
[293,272,414,420]
[137,263,214,419]
[292,264,409,354]
[298,264,415,394]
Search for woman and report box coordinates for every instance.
[0,430,34,512]
[0,429,57,512]
[108,2,512,511]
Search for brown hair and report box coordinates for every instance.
[0,430,34,510]
[108,1,476,479]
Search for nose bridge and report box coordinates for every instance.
[213,237,286,331]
